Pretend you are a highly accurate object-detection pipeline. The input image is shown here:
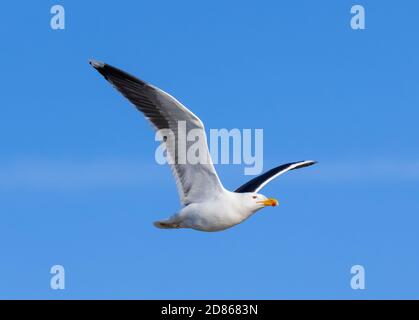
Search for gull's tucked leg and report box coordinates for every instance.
[153,221,179,229]
[153,214,183,229]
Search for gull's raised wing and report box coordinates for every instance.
[90,60,224,205]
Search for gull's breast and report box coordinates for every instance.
[179,199,248,232]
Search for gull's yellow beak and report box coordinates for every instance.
[257,198,279,207]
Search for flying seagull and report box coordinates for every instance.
[90,60,316,232]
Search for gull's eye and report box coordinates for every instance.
[252,196,257,199]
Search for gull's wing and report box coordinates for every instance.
[235,160,316,193]
[90,60,223,205]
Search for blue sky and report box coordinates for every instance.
[1,0,418,299]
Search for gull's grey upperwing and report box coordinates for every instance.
[89,60,224,205]
[235,160,316,193]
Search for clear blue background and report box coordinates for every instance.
[1,0,418,299]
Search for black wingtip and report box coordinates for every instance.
[89,59,105,69]
[293,160,317,170]
[88,59,147,86]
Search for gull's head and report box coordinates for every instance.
[242,193,279,212]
